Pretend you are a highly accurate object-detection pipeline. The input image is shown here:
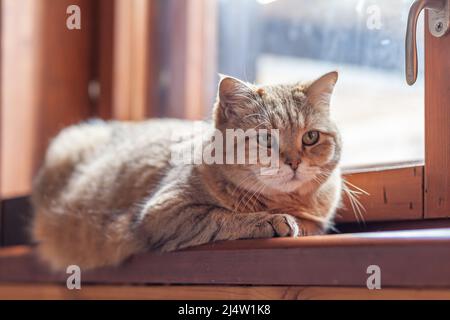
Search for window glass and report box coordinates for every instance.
[218,0,424,167]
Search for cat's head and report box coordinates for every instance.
[213,72,341,193]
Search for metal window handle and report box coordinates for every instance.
[406,0,449,85]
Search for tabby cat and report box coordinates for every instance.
[32,71,342,270]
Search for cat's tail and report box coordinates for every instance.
[31,120,142,271]
[32,204,142,271]
[32,120,111,206]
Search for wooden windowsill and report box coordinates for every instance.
[2,284,450,300]
[1,228,450,288]
[341,160,424,175]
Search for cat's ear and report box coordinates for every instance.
[305,71,338,111]
[218,74,254,107]
[216,75,255,122]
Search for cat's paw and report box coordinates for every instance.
[267,214,299,237]
[297,219,325,236]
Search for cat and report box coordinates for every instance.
[32,71,342,271]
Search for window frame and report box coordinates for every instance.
[1,0,450,292]
[0,0,449,225]
[1,0,96,199]
[156,1,448,223]
[424,15,450,219]
[2,229,450,287]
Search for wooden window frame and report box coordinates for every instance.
[103,0,448,225]
[1,1,450,292]
[164,2,449,224]
[2,228,450,288]
[339,162,424,222]
[1,0,97,199]
[79,1,449,227]
[0,1,449,239]
[127,0,434,224]
[339,13,450,223]
[3,284,450,300]
[105,0,217,121]
[424,17,450,219]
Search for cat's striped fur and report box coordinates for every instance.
[32,72,342,270]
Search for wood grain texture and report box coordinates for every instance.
[1,0,95,198]
[1,0,40,198]
[95,0,115,119]
[165,0,217,119]
[424,18,450,218]
[336,217,450,233]
[338,166,423,222]
[112,0,155,120]
[2,228,450,287]
[1,284,450,300]
[34,0,96,168]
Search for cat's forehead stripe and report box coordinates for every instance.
[258,86,306,129]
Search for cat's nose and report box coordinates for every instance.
[286,159,300,171]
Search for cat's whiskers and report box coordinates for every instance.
[343,179,370,196]
[311,173,325,185]
[251,121,271,131]
[235,180,265,213]
[251,183,266,211]
[234,187,252,213]
[232,176,261,213]
[231,173,255,198]
[242,181,266,212]
[311,169,333,185]
[311,171,367,223]
[342,179,368,224]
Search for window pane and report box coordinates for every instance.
[218,0,424,167]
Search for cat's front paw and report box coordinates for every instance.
[267,214,299,237]
[297,219,325,236]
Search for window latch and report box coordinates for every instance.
[405,0,449,85]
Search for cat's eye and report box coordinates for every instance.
[302,131,320,146]
[257,133,272,148]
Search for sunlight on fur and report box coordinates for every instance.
[32,71,346,271]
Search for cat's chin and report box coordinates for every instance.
[259,176,311,194]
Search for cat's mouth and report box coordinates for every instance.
[291,174,305,182]
[275,171,306,182]
[292,172,314,183]
[277,172,303,183]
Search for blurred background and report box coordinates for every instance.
[1,0,424,201]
